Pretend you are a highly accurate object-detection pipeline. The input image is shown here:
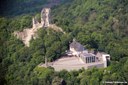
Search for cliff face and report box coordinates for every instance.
[14,8,65,47]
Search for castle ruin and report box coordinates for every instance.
[14,8,65,47]
[32,8,50,29]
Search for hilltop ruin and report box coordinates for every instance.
[14,8,65,47]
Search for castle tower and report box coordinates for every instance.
[41,8,50,27]
[32,17,36,28]
[32,17,39,28]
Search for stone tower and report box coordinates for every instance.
[41,8,50,27]
[32,17,39,28]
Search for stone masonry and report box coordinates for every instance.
[14,8,65,47]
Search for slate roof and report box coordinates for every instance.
[80,51,95,57]
[70,39,85,51]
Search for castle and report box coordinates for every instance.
[14,8,64,47]
[32,8,50,28]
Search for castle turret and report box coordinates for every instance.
[32,17,39,29]
[32,17,36,28]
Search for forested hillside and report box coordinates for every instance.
[0,0,128,85]
[0,0,71,17]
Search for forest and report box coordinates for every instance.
[0,0,128,85]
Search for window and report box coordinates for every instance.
[106,56,110,58]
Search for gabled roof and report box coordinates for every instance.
[70,39,85,51]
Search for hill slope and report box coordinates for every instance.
[52,0,128,61]
[0,0,128,84]
[0,0,72,17]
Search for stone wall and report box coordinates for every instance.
[14,8,65,47]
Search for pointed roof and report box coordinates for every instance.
[70,39,85,51]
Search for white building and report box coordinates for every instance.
[40,39,111,71]
[68,39,110,68]
[69,39,84,56]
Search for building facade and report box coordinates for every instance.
[68,39,110,68]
